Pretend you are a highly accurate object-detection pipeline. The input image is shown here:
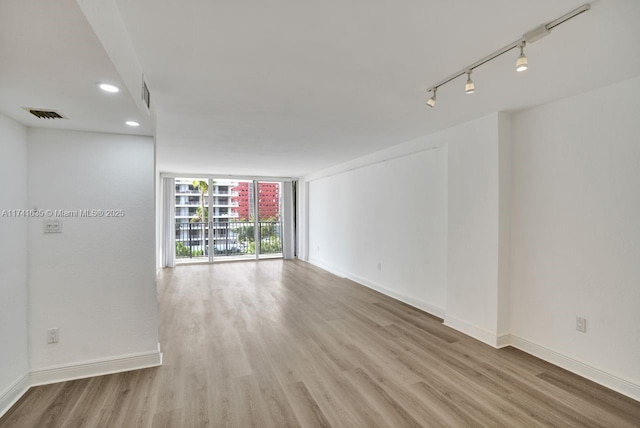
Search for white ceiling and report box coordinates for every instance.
[0,0,152,136]
[2,0,640,177]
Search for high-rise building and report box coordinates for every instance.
[174,179,239,223]
[232,181,280,220]
[175,179,280,222]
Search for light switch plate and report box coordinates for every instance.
[43,219,62,233]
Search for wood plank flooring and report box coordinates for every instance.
[2,259,639,427]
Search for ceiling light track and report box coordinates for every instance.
[426,3,590,106]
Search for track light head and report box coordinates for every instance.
[516,43,528,72]
[426,88,437,108]
[465,71,475,94]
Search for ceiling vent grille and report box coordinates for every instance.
[23,108,67,120]
[142,79,151,111]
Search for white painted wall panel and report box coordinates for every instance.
[27,129,159,370]
[308,145,448,316]
[445,114,502,341]
[0,113,29,406]
[510,76,640,385]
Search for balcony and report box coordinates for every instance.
[211,190,239,197]
[175,221,283,260]
[175,189,202,195]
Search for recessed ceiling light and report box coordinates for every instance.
[125,121,140,127]
[99,83,120,93]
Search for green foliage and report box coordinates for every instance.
[190,206,208,222]
[259,238,282,254]
[236,224,255,243]
[192,180,209,194]
[191,180,210,223]
[237,238,281,255]
[260,222,276,238]
[176,241,203,257]
[176,242,190,256]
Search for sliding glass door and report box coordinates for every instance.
[211,179,255,259]
[256,181,283,258]
[173,177,283,263]
[174,178,210,262]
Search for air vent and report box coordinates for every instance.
[142,79,151,111]
[23,108,67,120]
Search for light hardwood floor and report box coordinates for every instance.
[2,260,639,427]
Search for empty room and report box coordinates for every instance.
[1,0,639,426]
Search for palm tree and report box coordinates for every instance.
[191,180,209,223]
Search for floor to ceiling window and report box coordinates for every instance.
[172,177,285,263]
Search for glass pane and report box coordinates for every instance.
[174,178,209,262]
[258,181,283,257]
[212,179,255,259]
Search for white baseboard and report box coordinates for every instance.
[30,347,163,387]
[443,315,504,348]
[495,333,511,349]
[1,347,163,418]
[0,373,30,419]
[306,258,348,279]
[306,259,445,319]
[348,273,445,319]
[509,334,640,402]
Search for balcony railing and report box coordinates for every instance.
[175,221,283,259]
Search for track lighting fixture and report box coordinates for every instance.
[465,71,475,94]
[426,88,437,108]
[516,43,528,72]
[425,4,590,109]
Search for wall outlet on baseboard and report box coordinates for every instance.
[47,328,59,344]
[576,316,587,333]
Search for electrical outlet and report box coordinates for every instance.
[576,316,587,333]
[47,328,59,344]
[377,262,382,271]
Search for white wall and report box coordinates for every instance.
[445,113,507,345]
[27,129,160,371]
[305,113,510,329]
[0,113,29,412]
[497,114,512,337]
[307,138,448,316]
[510,76,640,392]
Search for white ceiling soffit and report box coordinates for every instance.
[0,0,151,136]
[75,0,153,124]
